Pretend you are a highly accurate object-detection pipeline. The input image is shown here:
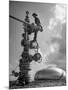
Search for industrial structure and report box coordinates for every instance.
[10,11,43,86]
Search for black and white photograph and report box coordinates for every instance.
[9,1,66,89]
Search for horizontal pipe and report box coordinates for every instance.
[9,15,28,25]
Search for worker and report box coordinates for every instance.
[32,13,43,41]
[32,13,41,26]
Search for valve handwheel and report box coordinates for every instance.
[33,53,41,61]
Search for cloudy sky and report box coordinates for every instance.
[9,1,66,78]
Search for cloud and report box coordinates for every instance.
[47,4,66,38]
[54,4,66,24]
[29,4,66,82]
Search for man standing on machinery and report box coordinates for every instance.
[32,13,43,42]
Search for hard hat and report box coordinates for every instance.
[32,13,38,17]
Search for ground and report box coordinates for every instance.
[9,79,66,89]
